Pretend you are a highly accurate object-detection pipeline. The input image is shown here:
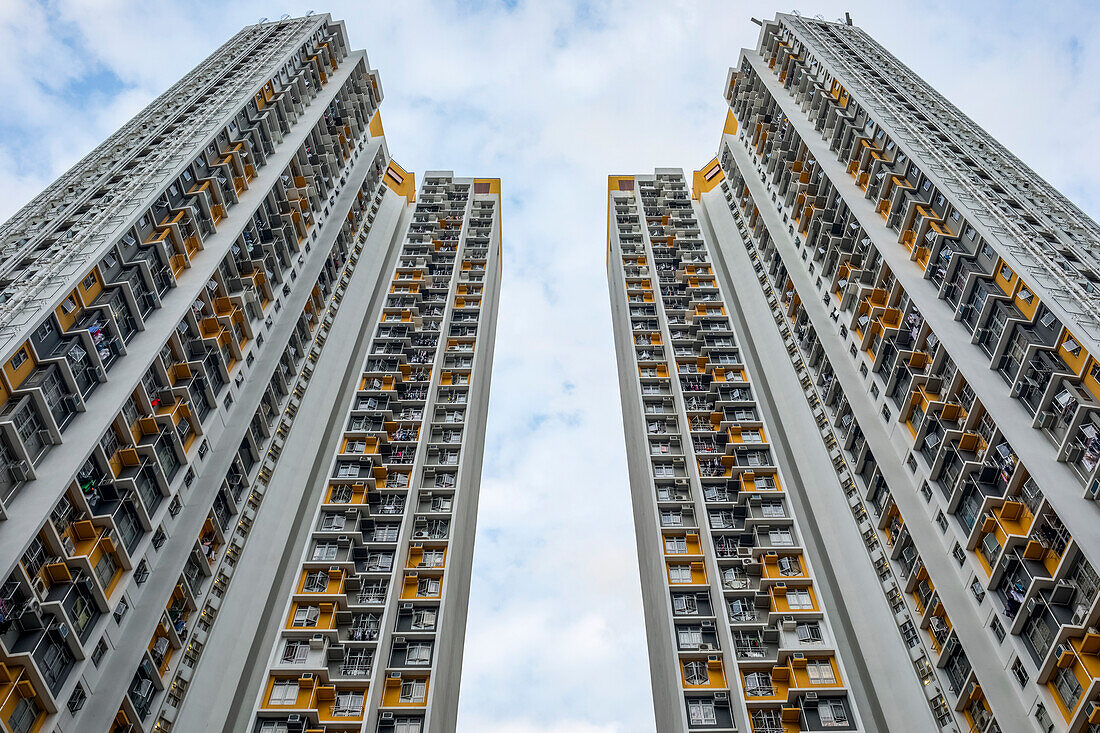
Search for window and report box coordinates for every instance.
[761,500,784,517]
[745,671,773,695]
[900,621,918,648]
[395,719,423,733]
[970,578,986,604]
[678,626,702,649]
[321,513,346,530]
[374,524,400,542]
[399,679,427,703]
[8,697,40,733]
[407,642,432,665]
[416,578,440,597]
[660,509,683,527]
[269,679,298,705]
[91,638,108,667]
[332,690,364,717]
[673,594,698,615]
[683,660,708,685]
[21,537,47,579]
[7,347,27,372]
[67,683,87,714]
[778,556,802,576]
[991,617,1006,643]
[819,699,849,727]
[94,552,118,589]
[769,528,793,546]
[281,640,308,664]
[312,542,338,561]
[722,566,747,590]
[1011,658,1029,687]
[665,536,687,554]
[796,622,823,644]
[1053,666,1082,710]
[807,659,836,684]
[669,565,692,584]
[292,605,320,627]
[752,710,784,732]
[304,571,328,592]
[787,589,813,609]
[412,608,437,630]
[687,698,716,725]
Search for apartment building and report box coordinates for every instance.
[607,169,927,733]
[670,11,1100,733]
[238,172,501,733]
[0,14,504,733]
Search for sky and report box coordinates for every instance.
[2,1,1099,731]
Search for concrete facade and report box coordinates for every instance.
[0,14,500,733]
[691,12,1100,733]
[239,172,501,733]
[607,170,878,733]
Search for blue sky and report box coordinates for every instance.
[2,1,1099,731]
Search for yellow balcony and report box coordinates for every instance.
[993,501,1034,537]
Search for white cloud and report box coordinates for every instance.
[1,2,1098,731]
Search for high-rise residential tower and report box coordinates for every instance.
[611,11,1100,733]
[234,172,501,733]
[0,14,500,733]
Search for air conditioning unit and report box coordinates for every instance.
[1037,411,1056,428]
[792,652,805,660]
[388,671,402,679]
[380,712,395,722]
[1067,445,1085,463]
[714,691,729,702]
[699,643,715,651]
[707,654,720,662]
[805,691,819,701]
[9,461,30,481]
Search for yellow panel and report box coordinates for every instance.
[474,178,501,194]
[368,110,384,138]
[3,344,36,391]
[607,175,635,192]
[384,160,416,203]
[692,156,725,200]
[723,108,739,136]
